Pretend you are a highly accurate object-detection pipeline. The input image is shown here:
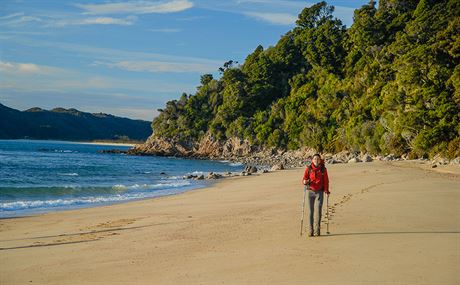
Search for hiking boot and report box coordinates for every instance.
[315,230,321,236]
[308,232,314,237]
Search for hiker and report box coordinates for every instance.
[302,153,330,237]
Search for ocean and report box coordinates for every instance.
[0,139,243,218]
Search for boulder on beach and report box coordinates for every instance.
[271,164,284,171]
[244,165,258,174]
[206,172,223,179]
[362,154,373,162]
[348,157,361,163]
[431,154,449,166]
[383,154,397,161]
[194,175,205,180]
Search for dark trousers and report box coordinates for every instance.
[308,190,324,234]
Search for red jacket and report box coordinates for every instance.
[302,161,329,194]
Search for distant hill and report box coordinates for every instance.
[0,103,152,142]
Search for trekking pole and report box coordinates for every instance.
[326,194,330,234]
[300,185,307,236]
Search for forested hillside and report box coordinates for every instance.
[151,0,460,158]
[0,104,151,142]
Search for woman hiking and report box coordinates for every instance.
[302,153,330,237]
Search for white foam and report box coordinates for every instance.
[51,149,77,153]
[1,195,138,211]
[58,173,79,176]
[219,160,243,167]
[111,181,190,191]
[0,185,194,212]
[0,181,195,213]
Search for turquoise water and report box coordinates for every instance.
[0,140,243,217]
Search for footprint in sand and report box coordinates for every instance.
[81,218,136,232]
[96,218,136,229]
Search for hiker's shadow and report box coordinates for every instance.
[321,230,460,237]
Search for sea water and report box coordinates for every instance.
[0,140,243,218]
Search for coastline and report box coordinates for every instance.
[77,141,140,147]
[1,161,459,284]
[0,138,140,147]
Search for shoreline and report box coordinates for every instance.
[77,141,141,147]
[2,160,458,220]
[1,161,459,284]
[0,180,215,220]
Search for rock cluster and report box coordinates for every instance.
[124,133,460,169]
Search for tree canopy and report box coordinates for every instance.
[151,0,460,159]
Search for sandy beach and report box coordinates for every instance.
[1,161,459,284]
[76,141,140,147]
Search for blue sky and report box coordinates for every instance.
[0,0,368,121]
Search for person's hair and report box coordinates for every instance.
[313,153,321,159]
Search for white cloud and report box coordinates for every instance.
[242,11,296,25]
[76,0,194,15]
[95,60,217,73]
[235,0,314,8]
[53,16,136,26]
[196,0,357,27]
[0,60,195,94]
[0,61,56,74]
[0,12,137,28]
[10,37,224,69]
[17,63,40,73]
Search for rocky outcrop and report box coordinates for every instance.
[194,133,256,158]
[127,135,193,156]
[129,132,257,159]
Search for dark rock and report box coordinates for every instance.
[244,165,258,173]
[194,175,205,180]
[206,172,222,179]
[362,154,373,162]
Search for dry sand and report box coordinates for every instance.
[1,161,459,284]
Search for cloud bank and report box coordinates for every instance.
[76,0,194,15]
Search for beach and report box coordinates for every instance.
[1,161,459,284]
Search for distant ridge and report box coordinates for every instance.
[0,103,152,142]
